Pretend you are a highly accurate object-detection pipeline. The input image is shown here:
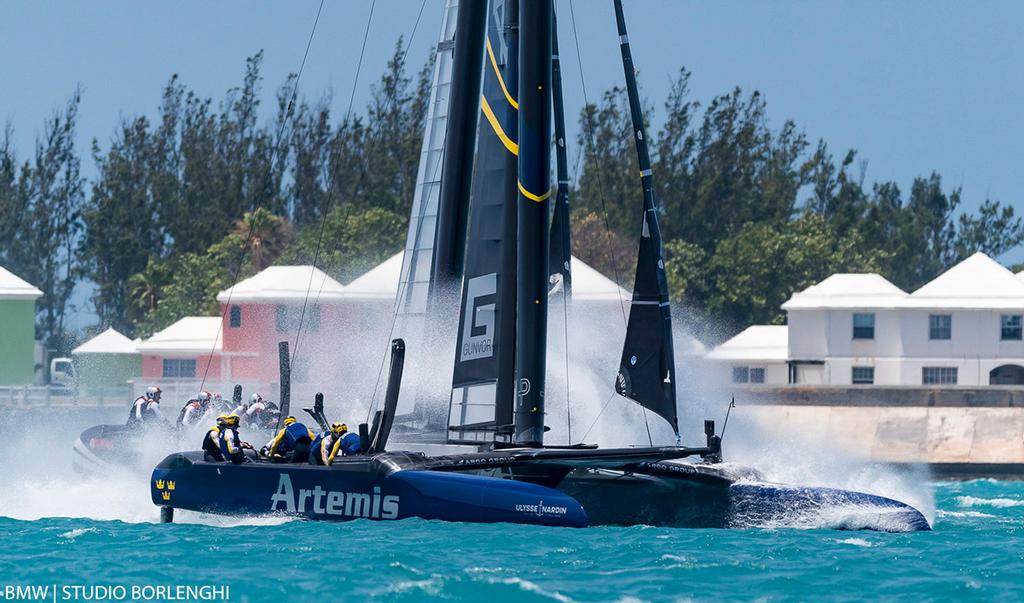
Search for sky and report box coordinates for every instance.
[2,0,1023,328]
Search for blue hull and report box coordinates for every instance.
[151,453,587,528]
[151,453,929,531]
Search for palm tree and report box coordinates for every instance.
[128,257,170,312]
[231,207,292,271]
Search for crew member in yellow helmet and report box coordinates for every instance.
[310,422,351,466]
[263,416,315,463]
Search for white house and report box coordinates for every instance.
[710,252,1024,387]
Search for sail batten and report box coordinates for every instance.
[612,0,679,436]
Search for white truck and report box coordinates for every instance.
[49,357,78,387]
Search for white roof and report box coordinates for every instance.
[136,316,222,355]
[0,266,43,300]
[706,325,789,361]
[907,252,1024,309]
[72,327,138,355]
[216,266,345,303]
[344,253,404,300]
[570,257,632,302]
[342,252,630,302]
[782,273,908,310]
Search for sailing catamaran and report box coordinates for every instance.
[150,0,930,531]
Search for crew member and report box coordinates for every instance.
[202,414,250,463]
[337,424,362,456]
[263,416,314,463]
[177,390,212,427]
[236,393,269,428]
[127,386,165,427]
[309,422,350,466]
[202,415,227,462]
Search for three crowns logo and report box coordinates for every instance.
[155,480,165,490]
[161,491,171,501]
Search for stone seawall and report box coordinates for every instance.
[736,387,1024,475]
[741,386,1024,407]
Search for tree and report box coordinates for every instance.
[231,207,292,272]
[127,257,170,314]
[569,211,636,289]
[5,92,85,354]
[280,205,405,283]
[572,87,642,239]
[82,116,162,335]
[704,214,883,335]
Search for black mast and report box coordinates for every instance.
[548,10,572,296]
[513,0,553,447]
[430,1,488,303]
[612,0,680,438]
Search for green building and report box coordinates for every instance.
[0,266,42,386]
[71,327,141,388]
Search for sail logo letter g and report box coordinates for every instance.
[460,273,497,362]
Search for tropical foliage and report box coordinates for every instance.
[1,46,1021,352]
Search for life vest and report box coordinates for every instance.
[218,427,245,464]
[202,427,224,461]
[339,431,362,456]
[177,400,203,426]
[281,422,312,450]
[309,432,333,465]
[128,397,160,426]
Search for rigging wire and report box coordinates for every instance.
[553,3,574,445]
[291,0,432,366]
[568,0,653,446]
[291,0,378,362]
[197,0,326,394]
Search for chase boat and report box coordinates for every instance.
[151,0,930,532]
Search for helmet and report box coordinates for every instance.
[331,422,348,436]
[198,391,211,402]
[250,393,263,405]
[146,386,162,401]
[217,414,240,429]
[283,416,297,426]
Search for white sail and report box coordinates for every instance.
[390,0,459,419]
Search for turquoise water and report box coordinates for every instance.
[0,409,1020,601]
[1,479,1021,602]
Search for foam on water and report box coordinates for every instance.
[956,496,1024,508]
[832,537,877,547]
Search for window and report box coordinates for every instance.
[749,368,766,384]
[162,359,196,378]
[922,367,957,385]
[929,314,951,340]
[852,366,875,384]
[229,305,242,328]
[1001,315,1023,341]
[276,305,321,333]
[853,313,875,339]
[732,366,750,383]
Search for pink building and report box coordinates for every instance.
[136,266,348,401]
[137,316,223,381]
[215,266,348,395]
